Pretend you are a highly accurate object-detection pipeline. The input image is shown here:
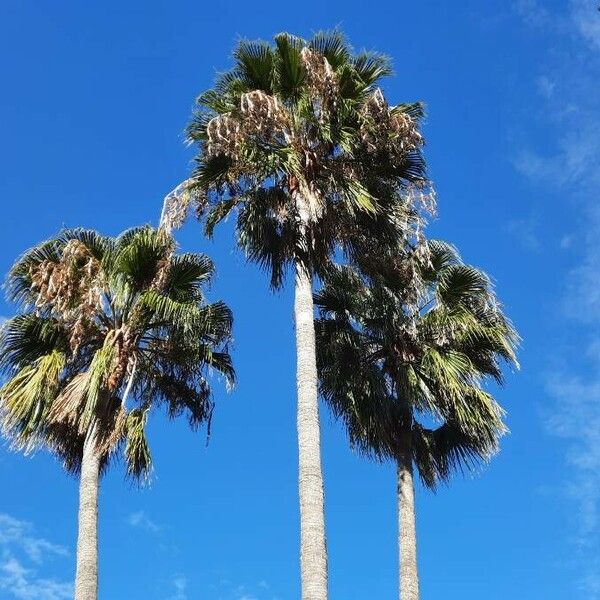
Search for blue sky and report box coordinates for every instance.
[0,1,599,598]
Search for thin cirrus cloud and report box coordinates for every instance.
[513,0,600,596]
[231,580,276,600]
[205,578,275,600]
[505,216,541,251]
[0,514,68,564]
[512,1,600,191]
[0,513,72,600]
[169,575,188,600]
[127,510,161,534]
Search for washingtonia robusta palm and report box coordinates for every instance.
[181,31,433,598]
[315,239,518,600]
[0,227,233,600]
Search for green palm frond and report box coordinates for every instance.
[165,253,214,301]
[273,32,306,97]
[308,30,351,69]
[190,154,235,189]
[140,370,213,430]
[204,350,236,387]
[436,265,492,308]
[233,39,276,91]
[236,188,294,289]
[413,417,502,490]
[197,301,234,341]
[352,52,393,87]
[139,291,204,332]
[313,264,364,316]
[58,228,114,263]
[204,197,242,237]
[125,408,152,481]
[0,315,68,372]
[113,227,173,287]
[338,179,378,215]
[0,350,66,451]
[424,239,460,276]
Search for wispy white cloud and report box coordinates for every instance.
[169,575,271,600]
[512,3,600,190]
[560,234,573,250]
[544,373,600,594]
[169,575,188,600]
[545,376,600,541]
[572,0,600,50]
[0,558,72,600]
[514,0,553,27]
[505,216,541,251]
[0,514,71,600]
[564,214,600,323]
[207,577,272,600]
[514,0,600,595]
[235,585,259,600]
[0,514,68,564]
[127,510,160,534]
[535,75,556,99]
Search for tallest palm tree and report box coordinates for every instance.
[185,31,432,598]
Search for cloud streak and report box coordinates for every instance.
[505,216,541,251]
[169,575,188,600]
[0,514,68,564]
[514,0,600,595]
[127,510,160,534]
[0,513,72,600]
[205,577,273,600]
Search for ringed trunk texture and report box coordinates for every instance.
[294,261,328,600]
[74,427,100,600]
[397,439,419,600]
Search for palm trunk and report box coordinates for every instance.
[294,260,328,600]
[397,435,419,600]
[74,426,100,600]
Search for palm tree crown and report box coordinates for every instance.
[186,30,434,282]
[315,239,519,487]
[0,226,234,479]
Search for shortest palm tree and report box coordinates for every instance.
[315,239,518,600]
[0,227,234,600]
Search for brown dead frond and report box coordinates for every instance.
[361,89,424,158]
[29,240,104,352]
[206,90,290,160]
[300,47,338,121]
[48,372,90,433]
[160,179,205,233]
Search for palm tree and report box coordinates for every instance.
[314,239,518,600]
[0,226,234,600]
[184,30,432,598]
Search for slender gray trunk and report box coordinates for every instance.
[397,437,419,600]
[294,260,328,600]
[74,426,100,600]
